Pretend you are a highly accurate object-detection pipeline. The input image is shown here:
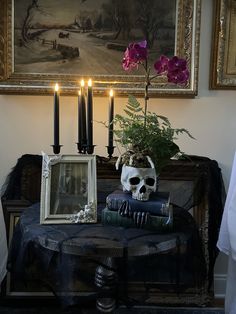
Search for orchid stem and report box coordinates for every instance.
[144,83,148,129]
[144,60,150,129]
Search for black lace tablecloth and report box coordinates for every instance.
[7,203,206,306]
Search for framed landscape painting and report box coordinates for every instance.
[0,0,201,96]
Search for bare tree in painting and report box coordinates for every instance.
[21,0,40,43]
[94,14,103,30]
[21,0,50,44]
[134,0,174,48]
[76,10,96,31]
[102,0,133,40]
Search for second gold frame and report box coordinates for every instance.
[210,0,236,89]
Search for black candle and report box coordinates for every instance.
[80,80,87,147]
[78,90,82,147]
[54,83,60,147]
[87,79,93,148]
[108,89,114,148]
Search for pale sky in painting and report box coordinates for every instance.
[14,0,107,26]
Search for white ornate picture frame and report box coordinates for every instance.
[40,153,97,224]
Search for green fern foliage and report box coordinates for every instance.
[113,95,194,172]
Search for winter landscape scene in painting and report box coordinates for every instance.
[14,0,176,76]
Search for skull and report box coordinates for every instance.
[121,165,157,201]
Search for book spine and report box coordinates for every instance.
[102,207,172,231]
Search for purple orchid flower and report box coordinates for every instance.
[122,40,148,71]
[167,56,189,85]
[154,55,169,75]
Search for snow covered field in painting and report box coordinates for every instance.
[14,29,125,76]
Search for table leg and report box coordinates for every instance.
[95,257,117,313]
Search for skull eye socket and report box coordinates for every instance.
[129,177,140,185]
[145,178,155,186]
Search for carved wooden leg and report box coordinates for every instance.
[95,257,117,313]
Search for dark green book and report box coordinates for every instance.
[101,207,173,232]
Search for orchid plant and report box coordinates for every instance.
[114,39,193,173]
[122,39,189,124]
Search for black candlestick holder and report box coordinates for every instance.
[77,142,95,154]
[52,144,62,155]
[77,142,85,154]
[106,146,115,159]
[86,145,95,154]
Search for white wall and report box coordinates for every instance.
[0,0,233,297]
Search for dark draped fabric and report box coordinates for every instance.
[7,204,206,306]
[160,155,225,289]
[1,154,42,201]
[3,154,225,306]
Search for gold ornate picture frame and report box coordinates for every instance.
[0,0,201,97]
[210,0,236,89]
[40,154,97,224]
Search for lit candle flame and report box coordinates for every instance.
[109,89,113,97]
[55,83,59,92]
[88,79,92,87]
[81,79,85,87]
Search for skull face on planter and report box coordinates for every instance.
[121,165,157,201]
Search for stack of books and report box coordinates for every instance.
[102,190,173,231]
